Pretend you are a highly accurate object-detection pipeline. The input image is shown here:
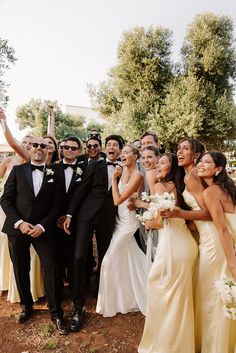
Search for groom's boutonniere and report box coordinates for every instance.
[45,168,54,176]
[76,167,83,176]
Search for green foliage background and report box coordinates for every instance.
[90,12,236,151]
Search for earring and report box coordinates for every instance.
[194,158,197,164]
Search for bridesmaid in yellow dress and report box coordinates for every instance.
[138,153,198,353]
[162,139,236,353]
[197,151,236,352]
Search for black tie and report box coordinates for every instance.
[106,162,118,167]
[63,163,77,170]
[31,164,44,172]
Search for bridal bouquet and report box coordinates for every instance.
[136,192,175,225]
[215,277,236,320]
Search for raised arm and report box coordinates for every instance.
[0,158,10,178]
[203,187,236,281]
[146,169,157,195]
[112,166,143,206]
[0,108,30,161]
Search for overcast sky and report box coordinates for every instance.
[1,0,236,140]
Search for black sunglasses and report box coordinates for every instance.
[87,143,99,149]
[32,143,47,149]
[63,145,78,151]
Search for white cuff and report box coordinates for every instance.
[36,224,45,232]
[14,219,24,229]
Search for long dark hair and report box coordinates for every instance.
[161,153,190,210]
[206,151,236,205]
[179,138,205,163]
[43,135,59,163]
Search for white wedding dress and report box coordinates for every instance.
[96,181,147,317]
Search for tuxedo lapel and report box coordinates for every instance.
[67,169,77,194]
[100,159,109,190]
[23,163,34,194]
[37,166,53,196]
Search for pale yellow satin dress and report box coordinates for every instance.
[183,190,236,353]
[138,212,198,353]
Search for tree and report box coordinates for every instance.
[89,26,173,140]
[0,38,17,107]
[150,12,236,150]
[181,12,236,94]
[150,74,236,150]
[16,99,85,140]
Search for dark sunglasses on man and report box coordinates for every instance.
[63,145,79,151]
[87,143,99,149]
[32,143,48,149]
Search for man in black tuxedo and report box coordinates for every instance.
[77,135,105,167]
[53,136,84,287]
[76,135,105,283]
[63,134,124,332]
[0,137,67,334]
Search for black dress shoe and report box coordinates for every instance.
[16,308,33,324]
[51,318,69,335]
[70,307,85,332]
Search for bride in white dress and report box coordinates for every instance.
[96,144,147,317]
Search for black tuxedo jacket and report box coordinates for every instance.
[52,160,86,213]
[0,162,63,236]
[76,152,106,169]
[67,159,117,224]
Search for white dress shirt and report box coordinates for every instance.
[63,159,76,193]
[32,165,45,196]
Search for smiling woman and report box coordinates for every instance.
[138,153,198,353]
[96,144,147,317]
[195,151,236,352]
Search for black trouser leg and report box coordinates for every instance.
[7,234,33,309]
[32,235,63,319]
[72,220,94,308]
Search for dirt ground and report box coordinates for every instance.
[0,289,145,353]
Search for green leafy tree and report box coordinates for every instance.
[150,74,236,150]
[151,12,236,150]
[182,12,236,94]
[0,38,17,107]
[16,99,84,140]
[89,26,173,140]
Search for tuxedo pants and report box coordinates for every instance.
[8,233,63,318]
[73,218,114,308]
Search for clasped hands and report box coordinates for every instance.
[19,222,43,237]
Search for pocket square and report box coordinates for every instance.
[76,178,82,182]
[47,178,54,183]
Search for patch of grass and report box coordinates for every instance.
[42,322,55,337]
[43,338,59,350]
[90,347,99,353]
[79,343,87,349]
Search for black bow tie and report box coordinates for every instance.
[63,163,77,170]
[31,164,44,172]
[106,161,118,167]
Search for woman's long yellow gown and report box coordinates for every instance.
[138,210,198,353]
[183,189,236,353]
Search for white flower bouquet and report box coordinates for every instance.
[136,192,175,225]
[215,277,236,320]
